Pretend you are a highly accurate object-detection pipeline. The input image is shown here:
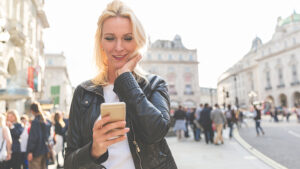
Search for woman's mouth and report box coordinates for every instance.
[112,54,127,61]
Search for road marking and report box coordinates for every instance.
[288,130,300,138]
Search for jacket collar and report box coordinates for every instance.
[79,77,149,97]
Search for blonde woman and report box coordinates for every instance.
[0,113,12,168]
[65,1,177,169]
[6,110,24,169]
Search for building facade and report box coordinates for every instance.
[0,0,49,114]
[141,35,217,108]
[217,12,300,110]
[41,53,73,114]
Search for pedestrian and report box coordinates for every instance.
[210,104,226,145]
[173,106,187,141]
[53,111,65,168]
[253,105,265,136]
[20,114,30,169]
[64,1,177,169]
[225,104,235,138]
[296,105,300,123]
[6,110,24,169]
[184,108,193,138]
[199,103,214,144]
[0,113,12,168]
[27,102,49,169]
[193,104,203,141]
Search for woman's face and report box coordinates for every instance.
[7,113,15,123]
[101,16,137,71]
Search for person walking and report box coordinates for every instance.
[0,113,12,168]
[27,102,49,169]
[254,105,265,136]
[210,104,226,145]
[225,104,235,139]
[20,115,30,169]
[6,110,24,169]
[53,111,66,168]
[173,106,186,141]
[199,104,214,144]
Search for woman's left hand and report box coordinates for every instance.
[116,54,142,77]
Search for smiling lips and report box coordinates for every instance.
[112,54,127,60]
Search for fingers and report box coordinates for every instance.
[104,135,127,147]
[102,127,130,141]
[93,116,110,130]
[99,121,127,135]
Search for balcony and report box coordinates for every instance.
[265,86,272,91]
[277,84,285,89]
[6,19,25,46]
[291,81,300,86]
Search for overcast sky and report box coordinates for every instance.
[44,0,300,88]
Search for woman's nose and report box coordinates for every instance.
[115,39,124,51]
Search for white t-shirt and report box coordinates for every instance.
[95,84,135,169]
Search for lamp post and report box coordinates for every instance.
[223,87,226,109]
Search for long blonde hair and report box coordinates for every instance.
[92,0,148,86]
[0,114,6,127]
[6,109,21,124]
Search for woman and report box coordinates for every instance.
[254,105,265,136]
[173,106,186,141]
[53,111,65,168]
[27,102,49,169]
[6,110,24,169]
[64,1,177,169]
[0,113,12,168]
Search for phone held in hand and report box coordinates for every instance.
[101,102,126,122]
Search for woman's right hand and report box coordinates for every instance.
[91,116,130,159]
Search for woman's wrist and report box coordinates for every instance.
[117,69,130,77]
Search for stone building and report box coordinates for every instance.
[41,53,73,114]
[141,35,217,108]
[217,12,300,110]
[0,0,49,114]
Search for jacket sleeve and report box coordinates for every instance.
[10,123,23,140]
[114,72,171,144]
[64,86,108,169]
[27,121,38,153]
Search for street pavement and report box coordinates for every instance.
[238,115,300,169]
[166,133,272,169]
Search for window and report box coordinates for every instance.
[265,71,272,90]
[184,84,193,95]
[293,37,296,45]
[278,68,284,85]
[292,64,298,82]
[168,84,177,95]
[168,54,173,60]
[189,55,193,61]
[179,54,183,61]
[158,54,162,60]
[147,54,152,60]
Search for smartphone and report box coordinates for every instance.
[101,102,126,123]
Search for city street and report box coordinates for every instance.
[238,115,300,169]
[166,132,271,169]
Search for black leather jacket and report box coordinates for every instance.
[65,72,177,169]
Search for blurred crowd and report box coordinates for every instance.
[170,102,300,144]
[0,101,68,169]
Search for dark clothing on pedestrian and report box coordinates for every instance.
[254,108,264,136]
[27,115,49,158]
[199,107,214,144]
[8,122,24,169]
[173,109,186,120]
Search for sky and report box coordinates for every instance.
[44,0,300,88]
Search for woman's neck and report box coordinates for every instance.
[108,67,117,84]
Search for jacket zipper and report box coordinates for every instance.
[131,123,143,169]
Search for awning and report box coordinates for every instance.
[40,104,54,110]
[0,87,33,100]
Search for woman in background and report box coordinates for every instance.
[6,110,24,169]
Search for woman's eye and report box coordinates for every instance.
[104,37,114,41]
[124,37,133,41]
